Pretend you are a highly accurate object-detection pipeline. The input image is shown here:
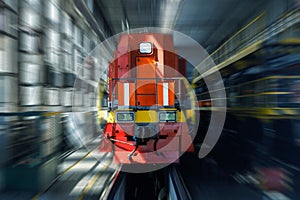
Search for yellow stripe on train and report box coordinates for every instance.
[106,109,187,123]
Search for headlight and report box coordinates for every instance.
[139,42,152,54]
[117,112,134,122]
[159,112,177,122]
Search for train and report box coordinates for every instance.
[99,32,198,167]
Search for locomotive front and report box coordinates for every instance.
[102,33,196,167]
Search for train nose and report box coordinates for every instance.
[135,123,158,139]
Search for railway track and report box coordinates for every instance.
[167,166,192,200]
[103,165,191,200]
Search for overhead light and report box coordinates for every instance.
[162,0,182,28]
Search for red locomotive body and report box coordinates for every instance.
[101,33,195,166]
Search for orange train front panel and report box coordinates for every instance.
[136,57,156,78]
[136,80,156,94]
[136,95,157,106]
[135,56,157,106]
[157,82,175,106]
[117,82,136,107]
[117,81,175,107]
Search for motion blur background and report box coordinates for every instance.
[0,0,300,199]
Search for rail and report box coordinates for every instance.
[101,170,125,200]
[168,166,192,200]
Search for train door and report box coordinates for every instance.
[135,57,156,107]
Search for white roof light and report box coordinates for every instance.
[139,42,152,54]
